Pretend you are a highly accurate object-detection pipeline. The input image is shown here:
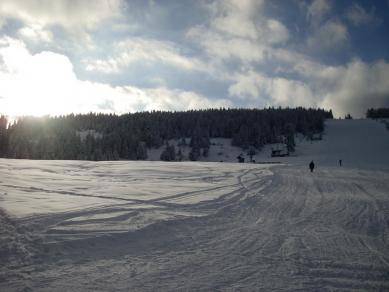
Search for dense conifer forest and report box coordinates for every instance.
[366,108,389,119]
[0,108,332,161]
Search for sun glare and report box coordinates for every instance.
[0,43,71,116]
[0,39,141,118]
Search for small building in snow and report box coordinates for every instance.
[271,143,289,157]
[311,133,323,141]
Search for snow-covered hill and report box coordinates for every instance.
[149,119,389,170]
[1,119,389,291]
[291,119,389,169]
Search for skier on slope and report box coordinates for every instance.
[309,160,315,172]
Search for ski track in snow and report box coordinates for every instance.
[1,119,389,291]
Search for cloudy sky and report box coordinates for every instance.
[0,0,388,118]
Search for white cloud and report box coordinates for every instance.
[0,0,125,38]
[307,20,348,51]
[227,56,389,118]
[307,0,331,21]
[18,25,53,43]
[268,78,316,107]
[228,70,264,98]
[346,3,378,26]
[320,60,389,117]
[229,70,316,108]
[185,0,387,117]
[0,17,6,29]
[187,0,288,65]
[1,36,387,119]
[0,37,230,117]
[211,12,257,40]
[84,38,205,73]
[209,0,264,40]
[141,88,232,111]
[186,25,285,65]
[262,19,289,45]
[279,55,389,118]
[211,0,289,44]
[188,0,389,118]
[187,28,266,64]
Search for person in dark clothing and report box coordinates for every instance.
[339,159,342,166]
[309,160,315,172]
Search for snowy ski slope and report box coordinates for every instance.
[1,119,389,291]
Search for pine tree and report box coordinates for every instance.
[285,123,295,152]
[160,144,176,161]
[247,146,256,162]
[2,108,332,161]
[136,141,148,160]
[0,116,8,157]
[189,146,200,161]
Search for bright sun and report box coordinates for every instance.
[0,43,78,116]
[0,40,137,118]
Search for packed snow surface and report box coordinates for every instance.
[1,119,389,291]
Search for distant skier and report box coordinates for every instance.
[339,159,342,166]
[309,160,315,172]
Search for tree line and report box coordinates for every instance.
[0,107,332,161]
[366,108,389,119]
